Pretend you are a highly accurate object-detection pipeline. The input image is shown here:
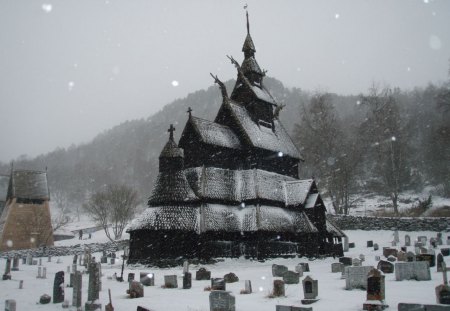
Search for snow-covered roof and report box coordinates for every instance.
[285,180,314,206]
[189,117,242,149]
[159,139,184,158]
[241,56,262,75]
[8,170,49,201]
[227,101,301,159]
[148,170,199,206]
[325,216,346,238]
[242,33,256,53]
[128,203,318,233]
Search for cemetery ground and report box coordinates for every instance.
[1,229,449,310]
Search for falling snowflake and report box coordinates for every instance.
[41,4,52,13]
[172,80,179,87]
[68,81,75,91]
[391,136,396,142]
[258,286,264,292]
[30,237,36,243]
[335,13,340,19]
[6,240,13,247]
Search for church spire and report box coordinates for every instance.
[242,11,256,58]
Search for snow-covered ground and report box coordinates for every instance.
[1,229,449,310]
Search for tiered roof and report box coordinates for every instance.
[7,170,49,201]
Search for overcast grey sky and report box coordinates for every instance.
[0,0,449,163]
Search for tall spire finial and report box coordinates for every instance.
[168,124,175,141]
[187,107,192,118]
[246,8,250,34]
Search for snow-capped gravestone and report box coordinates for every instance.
[416,253,435,267]
[302,276,318,304]
[395,262,431,281]
[140,272,154,286]
[164,275,178,288]
[383,247,398,258]
[343,237,349,252]
[183,272,192,289]
[11,256,19,271]
[85,262,101,311]
[211,278,226,291]
[5,299,16,311]
[272,264,288,277]
[183,261,189,274]
[406,252,416,262]
[3,257,12,280]
[331,263,344,273]
[405,235,411,247]
[295,264,304,276]
[53,271,65,303]
[127,281,144,298]
[339,257,352,266]
[344,266,374,290]
[196,268,211,280]
[282,271,300,284]
[298,263,310,272]
[72,271,82,308]
[209,291,235,311]
[273,280,285,297]
[377,260,394,274]
[352,258,362,267]
[373,243,379,251]
[26,254,32,265]
[436,262,450,305]
[244,280,252,294]
[363,268,387,311]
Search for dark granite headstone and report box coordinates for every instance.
[349,242,355,248]
[140,272,154,286]
[11,256,19,271]
[127,281,144,298]
[416,253,435,267]
[272,264,288,277]
[298,263,310,272]
[339,257,352,266]
[211,278,226,291]
[195,268,211,280]
[86,262,101,311]
[164,275,178,288]
[437,253,444,272]
[72,271,82,308]
[377,260,394,274]
[273,280,285,297]
[436,284,450,305]
[442,248,450,257]
[209,291,235,311]
[53,271,65,303]
[367,241,373,247]
[373,243,379,251]
[366,268,385,301]
[40,294,51,304]
[223,272,239,283]
[183,272,192,289]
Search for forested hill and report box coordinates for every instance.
[0,77,314,203]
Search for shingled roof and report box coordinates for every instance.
[7,170,49,201]
[188,116,242,149]
[148,170,199,206]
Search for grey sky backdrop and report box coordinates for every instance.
[0,0,449,163]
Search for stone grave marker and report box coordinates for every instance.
[244,280,252,294]
[21,257,26,265]
[331,262,344,273]
[406,251,416,262]
[343,236,349,252]
[37,266,42,279]
[437,233,443,245]
[294,264,304,276]
[272,264,288,277]
[183,272,192,289]
[387,255,397,262]
[339,257,352,266]
[437,253,444,272]
[367,240,373,247]
[72,255,77,265]
[85,262,101,311]
[53,271,65,303]
[224,272,239,283]
[26,254,32,265]
[39,258,42,266]
[349,242,355,248]
[276,306,313,311]
[140,272,154,286]
[359,254,366,262]
[209,290,235,311]
[164,275,178,288]
[127,281,144,298]
[344,266,374,290]
[183,260,189,274]
[72,271,82,308]
[442,248,450,257]
[405,235,411,246]
[282,271,299,284]
[430,237,437,248]
[3,258,12,280]
[377,260,394,274]
[352,258,362,266]
[273,280,285,297]
[298,263,310,272]
[363,268,387,310]
[40,294,51,304]
[394,230,400,243]
[418,236,427,244]
[383,247,398,258]
[42,267,47,279]
[375,255,381,261]
[19,280,23,289]
[11,256,19,271]
[196,267,211,280]
[302,276,318,303]
[110,257,115,265]
[128,273,135,283]
[397,251,407,262]
[48,256,51,262]
[101,256,108,264]
[211,278,225,291]
[395,262,431,281]
[5,299,16,311]
[416,253,435,267]
[435,262,450,305]
[373,243,379,251]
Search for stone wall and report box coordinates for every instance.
[329,215,450,232]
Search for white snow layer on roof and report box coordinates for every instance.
[228,102,301,159]
[191,117,242,149]
[129,204,318,233]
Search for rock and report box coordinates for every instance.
[224,272,239,283]
[39,294,51,304]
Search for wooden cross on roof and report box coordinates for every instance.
[168,124,175,140]
[187,107,192,117]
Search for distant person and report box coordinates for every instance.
[89,233,92,239]
[79,230,83,240]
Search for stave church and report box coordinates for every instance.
[127,12,345,264]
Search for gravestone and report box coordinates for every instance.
[183,260,189,274]
[377,260,394,274]
[183,272,192,289]
[48,256,51,262]
[387,255,397,262]
[363,268,387,310]
[437,254,444,272]
[21,257,26,265]
[42,267,47,279]
[209,291,235,311]
[140,272,154,286]
[40,294,51,304]
[282,271,299,284]
[405,235,411,246]
[3,258,12,280]
[26,254,32,265]
[72,271,82,308]
[294,264,304,276]
[272,264,288,277]
[298,263,310,272]
[343,236,349,252]
[85,262,101,311]
[437,233,443,245]
[383,247,398,258]
[196,268,211,280]
[110,258,115,265]
[127,281,144,298]
[73,255,77,265]
[101,256,108,264]
[395,262,431,281]
[273,280,285,297]
[19,280,23,289]
[373,243,379,251]
[359,254,365,262]
[349,242,355,248]
[375,255,381,262]
[436,262,450,305]
[128,273,135,283]
[352,258,362,266]
[11,256,19,271]
[394,230,400,243]
[331,262,344,273]
[401,246,407,252]
[397,251,407,262]
[302,276,318,302]
[406,251,416,262]
[5,299,16,311]
[37,266,42,279]
[416,253,435,267]
[211,278,226,291]
[164,275,178,288]
[224,272,239,283]
[339,257,352,266]
[367,240,373,247]
[39,258,42,266]
[447,236,450,246]
[442,249,450,257]
[418,236,427,244]
[398,303,450,311]
[430,237,437,248]
[344,266,374,290]
[244,280,252,294]
[53,271,65,303]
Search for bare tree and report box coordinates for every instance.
[83,184,139,241]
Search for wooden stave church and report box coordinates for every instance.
[127,13,345,264]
